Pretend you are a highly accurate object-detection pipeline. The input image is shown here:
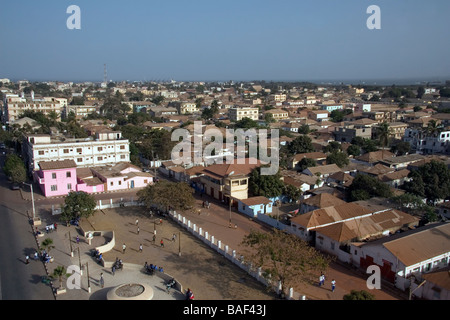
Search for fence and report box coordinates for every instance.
[52,197,145,215]
[168,210,302,300]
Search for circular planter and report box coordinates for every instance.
[106,283,154,300]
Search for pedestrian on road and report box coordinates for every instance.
[100,273,104,288]
[122,243,127,254]
[137,227,140,235]
[160,239,164,248]
[331,279,336,292]
[76,235,80,244]
[25,255,29,264]
[112,265,115,276]
[172,233,176,242]
[319,273,325,287]
[135,219,139,226]
[152,234,156,243]
[34,251,38,260]
[139,244,143,253]
[54,223,57,232]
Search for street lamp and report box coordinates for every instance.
[23,182,36,223]
[178,231,181,257]
[86,262,91,293]
[77,247,83,275]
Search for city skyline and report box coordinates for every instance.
[1,0,450,83]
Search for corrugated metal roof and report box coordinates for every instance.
[383,223,450,267]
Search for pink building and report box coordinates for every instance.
[34,161,152,198]
[91,162,154,191]
[34,160,78,197]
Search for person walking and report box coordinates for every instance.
[122,243,127,254]
[137,226,140,235]
[112,265,115,276]
[160,239,164,248]
[331,279,336,292]
[76,235,80,244]
[100,273,104,288]
[171,233,176,242]
[25,255,29,264]
[135,219,139,226]
[139,244,143,253]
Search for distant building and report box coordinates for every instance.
[228,107,259,121]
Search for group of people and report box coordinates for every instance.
[45,223,57,233]
[41,250,52,264]
[319,273,336,292]
[144,262,164,274]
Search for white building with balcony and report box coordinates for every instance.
[23,131,130,173]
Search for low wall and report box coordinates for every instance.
[168,210,297,298]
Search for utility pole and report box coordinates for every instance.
[178,231,181,257]
[23,182,36,222]
[86,262,91,293]
[69,231,74,257]
[77,247,82,275]
[409,276,426,300]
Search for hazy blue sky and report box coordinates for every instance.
[1,0,449,83]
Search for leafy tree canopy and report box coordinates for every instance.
[137,180,195,212]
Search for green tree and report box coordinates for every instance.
[241,229,330,297]
[377,122,391,154]
[137,180,195,212]
[41,238,55,253]
[4,154,27,184]
[403,160,450,204]
[416,86,425,99]
[343,290,375,300]
[234,117,260,129]
[326,151,349,168]
[390,141,410,156]
[52,265,70,290]
[283,184,302,203]
[249,167,285,198]
[287,135,314,155]
[346,144,361,157]
[61,191,97,224]
[348,174,393,201]
[298,124,310,135]
[296,157,317,172]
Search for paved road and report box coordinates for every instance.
[0,157,54,300]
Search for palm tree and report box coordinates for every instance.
[52,265,69,290]
[41,238,55,253]
[426,119,441,137]
[377,122,391,158]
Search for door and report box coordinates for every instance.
[131,180,135,189]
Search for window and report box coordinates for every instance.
[120,145,125,150]
[98,157,103,161]
[38,151,44,155]
[77,158,82,162]
[77,148,82,153]
[98,147,103,151]
[52,173,56,179]
[66,171,71,178]
[120,155,126,159]
[110,182,113,186]
[51,185,57,191]
[67,183,72,190]
[118,181,122,185]
[63,149,69,153]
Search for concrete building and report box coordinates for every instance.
[23,131,130,173]
[3,94,64,122]
[333,125,372,143]
[228,107,259,121]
